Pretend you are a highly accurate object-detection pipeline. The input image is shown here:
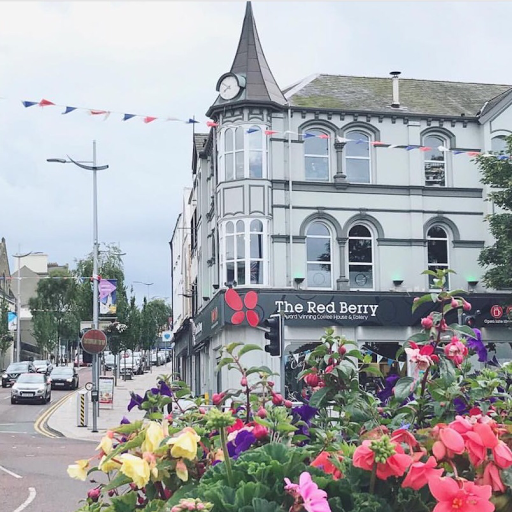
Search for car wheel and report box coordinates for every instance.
[76,380,79,389]
[47,392,51,403]
[1,382,6,388]
[11,397,16,404]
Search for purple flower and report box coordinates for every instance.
[466,329,488,363]
[292,404,318,424]
[377,374,400,403]
[453,397,469,415]
[158,380,173,397]
[127,392,144,411]
[120,416,131,425]
[227,430,256,459]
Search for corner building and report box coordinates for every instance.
[171,2,512,398]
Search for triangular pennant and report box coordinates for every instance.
[303,132,316,139]
[498,154,510,160]
[399,361,405,370]
[90,110,108,115]
[406,145,419,151]
[376,354,383,363]
[62,106,77,115]
[371,141,386,146]
[388,358,394,366]
[453,150,465,155]
[206,121,219,127]
[336,136,351,143]
[246,128,259,134]
[466,151,481,157]
[388,144,399,149]
[264,130,278,135]
[22,100,37,108]
[103,111,111,121]
[318,133,330,139]
[481,153,494,158]
[39,98,55,107]
[166,117,183,122]
[122,113,136,121]
[356,139,368,144]
[144,116,157,124]
[186,118,199,124]
[438,145,450,152]
[293,353,299,363]
[419,146,431,152]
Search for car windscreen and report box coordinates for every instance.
[16,374,45,384]
[51,368,72,376]
[7,363,28,372]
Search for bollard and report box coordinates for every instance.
[77,389,89,427]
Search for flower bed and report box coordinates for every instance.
[68,270,512,512]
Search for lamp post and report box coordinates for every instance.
[134,281,154,371]
[47,140,109,433]
[12,251,33,362]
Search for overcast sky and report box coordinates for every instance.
[1,1,511,306]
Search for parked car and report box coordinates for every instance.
[33,359,53,375]
[104,354,117,371]
[50,366,79,390]
[2,361,36,388]
[11,372,51,404]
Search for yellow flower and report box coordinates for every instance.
[214,448,225,462]
[99,455,121,473]
[119,454,151,488]
[96,435,113,455]
[176,459,188,482]
[67,459,89,481]
[167,428,201,461]
[142,421,164,453]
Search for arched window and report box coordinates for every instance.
[345,130,371,183]
[427,226,449,289]
[221,219,268,286]
[424,135,446,187]
[306,222,332,288]
[235,128,245,179]
[248,126,263,178]
[304,130,330,181]
[492,135,508,154]
[224,128,235,181]
[348,225,373,289]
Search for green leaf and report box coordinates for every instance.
[449,323,476,338]
[216,357,234,373]
[225,342,244,354]
[276,422,298,433]
[393,377,415,402]
[360,365,383,377]
[309,386,330,408]
[238,344,262,357]
[345,349,365,361]
[412,293,436,312]
[102,432,144,464]
[140,501,167,512]
[112,420,143,434]
[408,333,429,343]
[110,492,137,512]
[421,270,438,277]
[439,358,456,386]
[165,483,197,507]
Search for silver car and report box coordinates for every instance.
[11,373,52,404]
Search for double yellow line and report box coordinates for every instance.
[34,391,76,438]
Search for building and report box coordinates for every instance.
[0,238,15,369]
[171,2,512,399]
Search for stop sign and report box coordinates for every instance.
[81,329,107,354]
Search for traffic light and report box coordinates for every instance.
[463,314,476,328]
[264,314,282,357]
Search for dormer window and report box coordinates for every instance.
[219,126,267,181]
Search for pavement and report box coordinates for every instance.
[47,362,174,441]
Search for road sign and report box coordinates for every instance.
[162,331,172,342]
[81,329,107,354]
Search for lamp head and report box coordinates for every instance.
[47,158,67,164]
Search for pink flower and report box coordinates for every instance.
[311,451,343,480]
[421,316,434,329]
[443,339,468,366]
[284,472,331,512]
[428,476,494,512]
[402,456,444,491]
[405,344,435,371]
[252,423,268,440]
[432,425,465,461]
[353,440,412,480]
[493,440,512,469]
[482,462,506,493]
[390,429,418,451]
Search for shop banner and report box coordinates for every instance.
[99,376,114,407]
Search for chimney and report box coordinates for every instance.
[390,71,401,108]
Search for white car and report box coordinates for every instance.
[11,373,52,404]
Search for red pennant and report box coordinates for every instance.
[371,141,385,146]
[264,130,278,135]
[206,121,219,127]
[90,110,107,115]
[318,133,330,139]
[39,99,55,107]
[144,116,157,124]
[419,146,432,152]
[467,151,481,157]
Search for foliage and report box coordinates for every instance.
[139,299,171,351]
[69,268,512,512]
[475,135,512,288]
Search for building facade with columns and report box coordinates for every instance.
[171,2,512,399]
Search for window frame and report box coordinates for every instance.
[347,224,375,291]
[219,125,268,182]
[306,221,334,289]
[491,135,508,154]
[220,218,268,287]
[344,130,372,184]
[423,134,447,187]
[303,129,331,182]
[426,225,450,290]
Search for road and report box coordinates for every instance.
[0,367,98,512]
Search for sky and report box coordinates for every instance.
[1,1,512,306]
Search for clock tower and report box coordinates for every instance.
[206,1,287,118]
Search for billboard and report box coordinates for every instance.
[99,279,117,316]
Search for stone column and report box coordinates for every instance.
[336,237,349,290]
[333,141,348,189]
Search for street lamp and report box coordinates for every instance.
[134,281,154,301]
[47,140,109,433]
[12,251,33,362]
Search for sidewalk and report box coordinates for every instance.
[47,362,173,442]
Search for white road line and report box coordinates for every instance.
[13,487,36,512]
[0,464,22,478]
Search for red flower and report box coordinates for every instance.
[311,451,343,479]
[252,423,269,440]
[402,456,444,491]
[225,289,260,327]
[227,418,244,434]
[428,476,494,512]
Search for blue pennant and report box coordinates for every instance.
[123,114,136,121]
[22,100,37,108]
[62,106,77,115]
[246,128,259,134]
[186,118,199,124]
[303,132,316,139]
[498,155,510,160]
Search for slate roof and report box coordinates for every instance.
[194,133,209,155]
[286,74,512,117]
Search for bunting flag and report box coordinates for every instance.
[362,346,404,365]
[122,113,136,121]
[62,106,77,115]
[22,100,37,108]
[39,98,55,107]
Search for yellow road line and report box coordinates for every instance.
[34,391,78,438]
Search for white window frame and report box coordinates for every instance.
[220,218,268,287]
[427,225,450,290]
[423,134,447,187]
[303,129,331,182]
[218,125,268,182]
[347,224,375,291]
[306,221,334,289]
[344,130,372,184]
[491,135,508,154]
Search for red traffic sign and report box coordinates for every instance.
[81,329,107,354]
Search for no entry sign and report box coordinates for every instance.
[81,329,107,355]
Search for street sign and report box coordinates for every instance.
[162,331,172,342]
[81,329,107,355]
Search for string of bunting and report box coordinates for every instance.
[362,347,406,370]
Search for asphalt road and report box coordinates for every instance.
[0,367,98,512]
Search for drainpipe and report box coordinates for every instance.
[287,104,293,287]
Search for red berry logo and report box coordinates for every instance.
[225,288,260,327]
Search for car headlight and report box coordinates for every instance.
[66,378,72,382]
[2,373,6,379]
[11,388,19,395]
[36,387,45,394]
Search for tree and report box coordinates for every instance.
[73,244,128,322]
[476,134,512,288]
[29,268,79,356]
[140,299,172,351]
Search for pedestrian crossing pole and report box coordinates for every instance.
[77,389,88,427]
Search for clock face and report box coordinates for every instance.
[219,75,241,100]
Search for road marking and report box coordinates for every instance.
[13,487,36,512]
[34,390,77,438]
[0,464,22,478]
